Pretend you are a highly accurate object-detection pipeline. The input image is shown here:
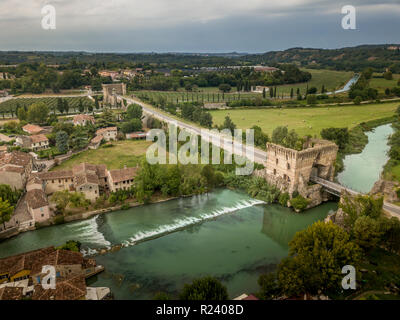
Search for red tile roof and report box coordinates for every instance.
[30,134,48,144]
[22,124,44,134]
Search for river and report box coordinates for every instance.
[0,124,392,299]
[337,123,394,193]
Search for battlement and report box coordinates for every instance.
[263,139,338,194]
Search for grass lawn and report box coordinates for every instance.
[210,102,399,137]
[52,140,152,171]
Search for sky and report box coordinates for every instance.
[0,0,399,53]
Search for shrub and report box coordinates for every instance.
[290,195,310,212]
[278,192,290,207]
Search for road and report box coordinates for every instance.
[120,95,268,164]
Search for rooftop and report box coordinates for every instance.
[26,189,48,209]
[108,167,138,183]
[22,124,44,134]
[0,151,32,168]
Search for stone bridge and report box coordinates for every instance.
[309,176,360,197]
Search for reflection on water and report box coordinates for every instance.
[337,124,393,193]
[0,188,337,299]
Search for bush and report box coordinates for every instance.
[290,195,310,212]
[180,277,228,300]
[278,192,290,207]
[354,96,362,105]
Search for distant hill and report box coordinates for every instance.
[243,44,400,72]
[0,44,399,72]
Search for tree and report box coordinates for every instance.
[272,126,288,145]
[78,99,85,113]
[63,99,70,115]
[218,83,231,93]
[262,88,266,99]
[290,88,294,99]
[56,240,81,252]
[0,198,14,229]
[277,221,361,296]
[56,130,69,154]
[320,127,350,150]
[384,70,393,80]
[126,104,143,120]
[57,98,64,114]
[354,96,362,105]
[0,185,21,205]
[257,272,280,300]
[199,112,213,128]
[27,102,49,124]
[17,107,27,121]
[180,276,228,300]
[353,216,382,252]
[251,125,269,149]
[221,116,236,134]
[121,119,142,134]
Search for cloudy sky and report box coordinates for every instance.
[0,0,399,53]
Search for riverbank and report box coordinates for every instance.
[335,116,396,174]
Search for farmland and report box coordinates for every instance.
[134,89,261,104]
[52,140,152,171]
[133,68,354,102]
[0,96,94,116]
[369,73,400,93]
[273,68,354,96]
[210,102,399,137]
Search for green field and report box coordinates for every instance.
[369,74,400,93]
[0,96,94,116]
[53,140,152,171]
[134,90,261,104]
[133,69,354,102]
[274,68,354,96]
[210,102,399,137]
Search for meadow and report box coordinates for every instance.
[210,102,399,137]
[52,140,152,171]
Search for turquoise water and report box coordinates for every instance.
[0,123,392,299]
[0,189,336,299]
[337,124,393,193]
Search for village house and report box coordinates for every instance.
[22,124,44,135]
[16,134,49,151]
[25,189,50,223]
[38,163,109,201]
[96,127,118,141]
[0,151,33,190]
[99,70,120,81]
[107,167,138,192]
[89,135,103,150]
[0,90,8,97]
[0,247,109,300]
[37,163,137,200]
[73,114,95,126]
[251,86,270,93]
